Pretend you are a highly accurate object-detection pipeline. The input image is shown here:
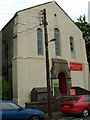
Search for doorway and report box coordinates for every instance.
[58,72,67,95]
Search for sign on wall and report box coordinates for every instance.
[70,89,76,96]
[52,79,59,87]
[52,79,59,96]
[70,62,83,71]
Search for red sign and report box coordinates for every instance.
[70,89,76,96]
[70,62,82,71]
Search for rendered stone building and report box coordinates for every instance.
[1,1,89,106]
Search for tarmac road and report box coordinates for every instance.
[45,111,90,120]
[45,116,90,120]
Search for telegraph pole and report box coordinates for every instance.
[40,9,52,117]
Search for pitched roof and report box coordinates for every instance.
[2,1,81,32]
[16,1,74,24]
[32,87,53,93]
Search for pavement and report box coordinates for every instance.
[45,111,64,119]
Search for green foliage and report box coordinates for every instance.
[75,15,90,43]
[0,76,9,100]
[75,15,90,70]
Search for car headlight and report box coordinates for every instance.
[41,112,44,115]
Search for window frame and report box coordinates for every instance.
[54,28,61,56]
[37,28,43,56]
[69,36,75,59]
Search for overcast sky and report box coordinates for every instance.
[0,0,89,30]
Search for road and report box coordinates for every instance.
[45,114,90,120]
[58,115,90,120]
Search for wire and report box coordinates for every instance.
[0,12,14,15]
[0,3,24,15]
[0,8,18,12]
[17,24,42,34]
[0,3,23,9]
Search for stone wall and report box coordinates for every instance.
[25,100,60,113]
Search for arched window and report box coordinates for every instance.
[54,28,61,56]
[37,28,43,55]
[70,36,75,59]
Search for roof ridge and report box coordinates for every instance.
[17,1,55,14]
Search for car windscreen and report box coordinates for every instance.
[1,102,20,111]
[61,96,80,102]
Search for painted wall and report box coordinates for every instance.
[88,1,90,23]
[11,1,89,106]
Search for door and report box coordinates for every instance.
[58,72,67,95]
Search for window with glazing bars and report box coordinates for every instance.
[37,28,43,55]
[54,28,60,56]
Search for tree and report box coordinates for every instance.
[75,15,90,70]
[0,76,9,99]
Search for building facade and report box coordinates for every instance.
[2,1,89,106]
[88,1,90,23]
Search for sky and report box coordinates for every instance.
[0,0,90,30]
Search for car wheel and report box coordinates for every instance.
[82,108,89,117]
[30,115,40,120]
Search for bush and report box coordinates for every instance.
[0,76,9,99]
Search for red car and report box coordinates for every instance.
[60,95,90,117]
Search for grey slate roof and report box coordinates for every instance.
[32,87,53,93]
